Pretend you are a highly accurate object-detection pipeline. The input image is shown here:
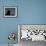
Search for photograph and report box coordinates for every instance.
[4,7,17,17]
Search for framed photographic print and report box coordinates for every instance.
[18,24,46,42]
[4,6,17,17]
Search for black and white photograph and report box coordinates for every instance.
[18,25,46,46]
[4,7,17,17]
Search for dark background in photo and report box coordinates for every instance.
[5,8,15,16]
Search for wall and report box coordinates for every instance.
[18,0,46,24]
[0,0,18,44]
[0,0,46,44]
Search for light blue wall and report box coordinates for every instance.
[0,0,46,44]
[0,0,18,44]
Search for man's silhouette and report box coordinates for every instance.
[5,10,11,15]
